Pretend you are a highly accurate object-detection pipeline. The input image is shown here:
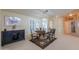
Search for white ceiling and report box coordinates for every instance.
[2,9,74,17]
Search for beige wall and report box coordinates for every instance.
[64,20,72,34]
[1,11,28,30]
[0,10,2,49]
[1,10,45,40]
[48,16,54,29]
[56,16,64,34]
[75,20,79,34]
[64,19,79,34]
[1,11,31,41]
[48,16,64,35]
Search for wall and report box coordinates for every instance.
[74,19,79,35]
[48,16,54,29]
[64,20,72,34]
[1,10,45,40]
[64,18,79,35]
[2,11,27,30]
[1,11,30,40]
[48,16,64,35]
[0,10,2,49]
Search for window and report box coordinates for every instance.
[29,18,48,33]
[42,18,48,32]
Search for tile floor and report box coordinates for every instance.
[1,34,79,50]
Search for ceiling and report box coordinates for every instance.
[2,9,74,17]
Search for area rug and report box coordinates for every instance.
[30,38,56,49]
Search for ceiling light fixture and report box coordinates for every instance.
[69,13,73,16]
[39,9,48,14]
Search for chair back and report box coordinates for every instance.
[52,29,56,34]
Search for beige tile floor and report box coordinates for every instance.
[1,34,79,50]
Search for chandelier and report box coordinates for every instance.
[39,9,48,14]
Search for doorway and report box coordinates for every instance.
[71,21,76,33]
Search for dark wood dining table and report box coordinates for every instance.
[35,30,46,36]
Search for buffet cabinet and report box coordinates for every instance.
[1,30,25,46]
